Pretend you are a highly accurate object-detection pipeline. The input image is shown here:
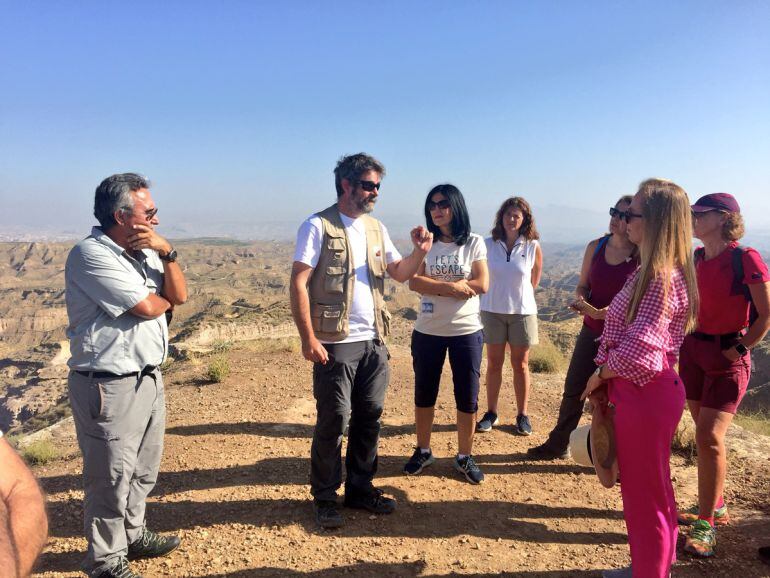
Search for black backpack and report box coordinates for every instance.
[694,245,758,326]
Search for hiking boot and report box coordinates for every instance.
[313,499,344,529]
[684,519,717,558]
[601,567,632,578]
[343,487,396,515]
[527,443,569,460]
[403,448,435,475]
[677,503,729,526]
[127,528,180,561]
[515,414,532,436]
[454,455,484,484]
[93,558,143,578]
[476,411,499,432]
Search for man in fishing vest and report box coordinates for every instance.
[290,153,432,528]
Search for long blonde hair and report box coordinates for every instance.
[626,178,698,333]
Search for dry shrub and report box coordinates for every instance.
[244,337,301,354]
[735,409,770,437]
[22,439,58,465]
[672,412,696,459]
[207,356,231,383]
[529,336,565,373]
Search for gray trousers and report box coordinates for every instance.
[68,368,166,575]
[310,340,389,501]
[543,324,600,453]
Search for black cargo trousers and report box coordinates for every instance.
[310,339,389,501]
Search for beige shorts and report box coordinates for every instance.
[481,311,539,347]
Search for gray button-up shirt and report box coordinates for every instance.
[65,226,169,373]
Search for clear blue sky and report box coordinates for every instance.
[1,1,769,241]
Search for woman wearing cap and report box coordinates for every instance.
[581,179,698,578]
[677,193,770,558]
[403,184,489,484]
[528,196,638,460]
[475,197,542,436]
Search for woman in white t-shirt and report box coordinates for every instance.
[403,184,489,484]
[476,197,543,437]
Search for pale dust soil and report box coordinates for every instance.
[32,343,770,577]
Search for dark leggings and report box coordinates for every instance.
[543,324,600,452]
[411,329,483,413]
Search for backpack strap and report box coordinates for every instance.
[731,245,758,326]
[592,235,610,260]
[694,246,705,264]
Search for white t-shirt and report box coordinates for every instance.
[414,233,487,337]
[294,212,402,343]
[480,236,539,315]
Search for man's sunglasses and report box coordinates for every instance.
[609,207,626,219]
[622,210,643,223]
[428,199,451,211]
[357,180,381,192]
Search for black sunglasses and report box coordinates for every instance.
[357,180,381,192]
[428,199,451,211]
[609,207,626,219]
[622,210,643,223]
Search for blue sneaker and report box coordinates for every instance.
[454,455,484,484]
[403,448,435,475]
[476,411,499,432]
[515,414,532,436]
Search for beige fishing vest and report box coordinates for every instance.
[308,204,391,342]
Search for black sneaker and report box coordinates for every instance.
[94,557,143,578]
[313,499,344,528]
[476,411,499,432]
[403,448,435,475]
[527,443,569,460]
[343,487,396,515]
[515,414,532,436]
[127,528,180,561]
[454,455,485,484]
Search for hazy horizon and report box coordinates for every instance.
[2,2,769,240]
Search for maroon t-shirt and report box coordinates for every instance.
[584,236,639,334]
[696,242,769,334]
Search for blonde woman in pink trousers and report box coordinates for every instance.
[582,178,698,578]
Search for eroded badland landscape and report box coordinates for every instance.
[1,239,769,577]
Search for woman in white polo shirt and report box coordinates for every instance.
[476,197,542,436]
[403,184,489,484]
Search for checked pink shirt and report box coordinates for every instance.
[595,267,690,386]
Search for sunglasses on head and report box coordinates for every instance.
[357,180,381,192]
[428,199,451,211]
[609,207,626,219]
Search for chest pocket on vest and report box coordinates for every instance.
[324,237,347,294]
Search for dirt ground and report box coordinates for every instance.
[31,342,770,577]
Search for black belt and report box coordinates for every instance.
[691,331,742,345]
[75,365,157,379]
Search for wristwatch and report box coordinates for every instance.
[160,247,178,263]
[734,343,748,356]
[594,365,604,379]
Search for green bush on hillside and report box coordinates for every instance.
[207,355,231,383]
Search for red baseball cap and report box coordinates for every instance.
[691,193,740,214]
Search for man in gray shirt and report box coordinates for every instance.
[65,173,187,578]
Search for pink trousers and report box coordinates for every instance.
[609,369,685,578]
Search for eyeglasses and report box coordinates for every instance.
[357,180,381,192]
[609,207,626,219]
[691,209,722,220]
[144,208,158,221]
[428,199,451,211]
[622,210,643,223]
